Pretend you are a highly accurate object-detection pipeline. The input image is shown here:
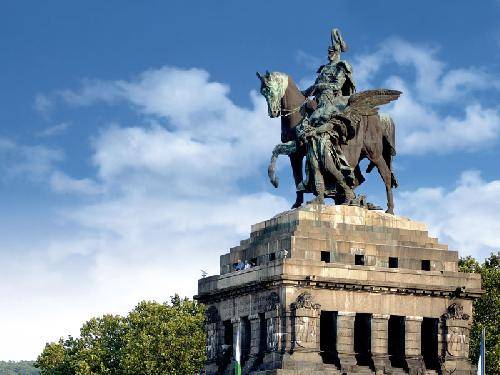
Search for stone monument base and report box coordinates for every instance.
[196,205,482,374]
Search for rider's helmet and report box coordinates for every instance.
[328,28,348,55]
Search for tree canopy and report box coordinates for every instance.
[459,252,500,375]
[36,296,205,375]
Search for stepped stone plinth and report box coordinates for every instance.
[196,204,482,375]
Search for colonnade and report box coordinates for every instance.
[205,300,472,374]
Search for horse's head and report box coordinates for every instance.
[256,71,288,118]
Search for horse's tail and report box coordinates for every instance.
[380,113,396,156]
[268,141,298,188]
[268,153,279,188]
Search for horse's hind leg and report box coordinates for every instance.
[290,151,304,209]
[373,156,395,214]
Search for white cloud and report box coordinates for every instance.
[49,170,103,195]
[397,170,500,259]
[0,67,291,360]
[0,137,63,181]
[37,122,71,137]
[295,50,322,71]
[349,39,500,154]
[386,77,500,154]
[34,93,54,119]
[353,38,499,102]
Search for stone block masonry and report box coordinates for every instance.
[196,205,482,374]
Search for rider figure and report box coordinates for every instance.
[298,28,357,203]
[302,28,356,125]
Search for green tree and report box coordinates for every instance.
[121,296,206,375]
[72,315,127,375]
[36,339,75,375]
[459,252,500,375]
[36,296,206,375]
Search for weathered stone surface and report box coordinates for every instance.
[197,205,481,374]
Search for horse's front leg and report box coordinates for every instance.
[290,150,304,209]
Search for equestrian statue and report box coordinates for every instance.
[257,28,401,214]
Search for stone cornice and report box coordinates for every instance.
[195,272,483,304]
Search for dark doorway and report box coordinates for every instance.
[241,317,251,364]
[422,318,439,370]
[388,315,405,368]
[389,257,399,268]
[354,313,372,366]
[221,320,234,372]
[321,251,331,263]
[259,313,267,354]
[320,311,337,364]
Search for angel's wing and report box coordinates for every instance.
[345,89,402,116]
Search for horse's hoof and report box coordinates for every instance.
[385,208,394,215]
[291,202,302,209]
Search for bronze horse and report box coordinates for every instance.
[257,71,398,214]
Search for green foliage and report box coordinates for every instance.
[36,296,206,375]
[0,361,39,375]
[122,296,206,375]
[459,252,500,375]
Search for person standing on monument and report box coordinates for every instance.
[297,28,357,204]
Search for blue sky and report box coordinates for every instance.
[1,0,500,360]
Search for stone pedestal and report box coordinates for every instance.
[337,311,357,373]
[196,205,482,374]
[371,314,390,375]
[405,316,424,375]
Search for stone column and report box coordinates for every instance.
[242,314,261,373]
[204,306,220,375]
[405,316,424,375]
[261,292,283,370]
[371,314,390,375]
[337,311,357,373]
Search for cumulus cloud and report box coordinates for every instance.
[397,170,500,259]
[0,67,290,360]
[0,137,63,181]
[353,38,500,101]
[386,77,500,154]
[350,38,500,154]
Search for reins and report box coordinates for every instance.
[280,100,307,117]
